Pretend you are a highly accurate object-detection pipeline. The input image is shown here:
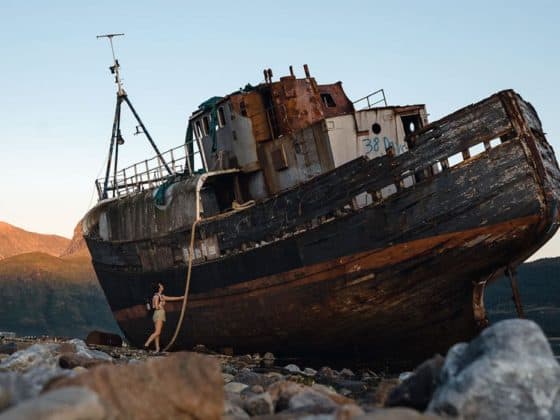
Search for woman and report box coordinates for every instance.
[144,282,184,352]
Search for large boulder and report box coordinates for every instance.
[47,351,223,420]
[428,319,560,419]
[0,343,77,403]
[0,386,106,420]
[385,354,444,410]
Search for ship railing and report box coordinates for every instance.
[95,140,205,199]
[353,89,387,110]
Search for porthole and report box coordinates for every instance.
[372,123,382,134]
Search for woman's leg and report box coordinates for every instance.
[144,328,157,348]
[154,320,163,352]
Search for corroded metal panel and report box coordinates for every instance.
[270,76,324,135]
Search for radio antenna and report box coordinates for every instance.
[96,33,125,96]
[96,33,171,199]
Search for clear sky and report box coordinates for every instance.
[0,0,559,260]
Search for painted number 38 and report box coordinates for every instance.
[363,136,392,154]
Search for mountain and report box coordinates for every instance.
[0,221,70,260]
[0,221,120,339]
[486,257,560,339]
[0,251,120,338]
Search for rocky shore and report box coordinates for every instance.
[0,319,559,419]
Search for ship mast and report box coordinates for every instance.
[97,33,172,200]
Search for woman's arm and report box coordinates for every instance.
[162,295,185,302]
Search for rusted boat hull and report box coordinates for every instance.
[84,90,560,364]
[111,216,541,364]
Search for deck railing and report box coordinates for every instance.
[96,140,205,199]
[353,89,387,110]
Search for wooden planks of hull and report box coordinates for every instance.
[112,215,540,365]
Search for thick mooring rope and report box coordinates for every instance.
[163,219,199,352]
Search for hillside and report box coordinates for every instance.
[485,257,560,336]
[0,251,120,338]
[0,221,70,260]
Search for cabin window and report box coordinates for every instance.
[372,123,382,135]
[321,93,336,108]
[218,106,226,127]
[401,114,422,136]
[195,121,203,139]
[240,101,248,117]
[202,116,210,135]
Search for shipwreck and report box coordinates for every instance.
[83,42,560,364]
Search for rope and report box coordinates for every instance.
[163,219,199,352]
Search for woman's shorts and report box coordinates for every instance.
[153,309,166,323]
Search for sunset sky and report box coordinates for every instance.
[1,0,559,260]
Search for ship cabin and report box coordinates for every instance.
[185,65,428,213]
[95,65,429,220]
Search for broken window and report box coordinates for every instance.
[195,121,203,139]
[401,114,423,136]
[218,107,226,127]
[321,93,336,108]
[202,116,210,135]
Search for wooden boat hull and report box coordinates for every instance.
[84,90,560,365]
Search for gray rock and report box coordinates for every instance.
[224,382,249,394]
[58,353,110,370]
[243,391,274,416]
[357,407,443,419]
[0,372,35,409]
[0,343,59,372]
[288,388,339,413]
[263,352,275,361]
[67,339,112,362]
[0,344,75,402]
[223,399,250,419]
[223,373,234,384]
[233,370,278,387]
[331,379,367,394]
[303,367,318,376]
[0,386,107,420]
[284,363,302,373]
[428,319,560,419]
[386,354,444,411]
